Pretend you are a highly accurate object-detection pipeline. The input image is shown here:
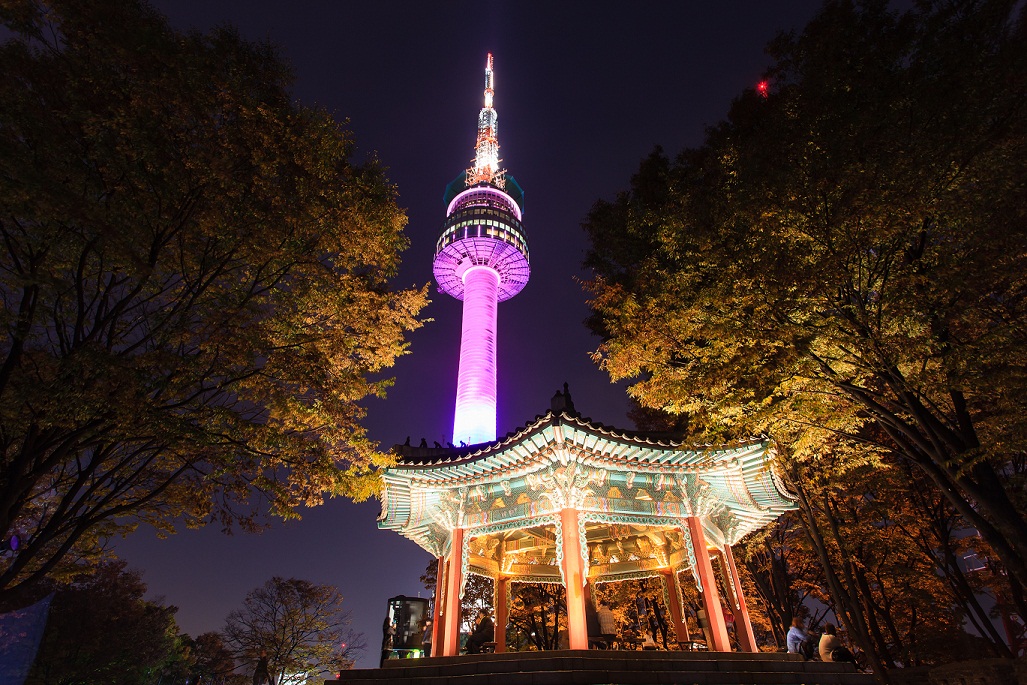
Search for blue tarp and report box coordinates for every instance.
[0,594,52,685]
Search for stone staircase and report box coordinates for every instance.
[329,649,875,685]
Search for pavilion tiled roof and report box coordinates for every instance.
[380,409,797,556]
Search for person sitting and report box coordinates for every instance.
[818,623,840,661]
[586,599,604,649]
[786,617,806,655]
[465,609,494,654]
[641,631,658,650]
[819,623,856,664]
[597,602,617,647]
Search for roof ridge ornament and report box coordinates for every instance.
[550,382,577,415]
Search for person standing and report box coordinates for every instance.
[651,597,670,649]
[634,595,650,634]
[421,617,433,657]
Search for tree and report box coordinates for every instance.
[785,454,986,673]
[223,577,361,684]
[734,513,822,649]
[583,0,1027,605]
[0,0,427,604]
[185,632,247,685]
[26,560,179,685]
[420,559,494,639]
[507,583,565,651]
[890,460,1020,656]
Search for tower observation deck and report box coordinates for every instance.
[434,53,530,446]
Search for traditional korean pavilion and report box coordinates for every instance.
[379,392,797,656]
[377,54,797,658]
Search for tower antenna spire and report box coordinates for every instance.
[468,52,504,188]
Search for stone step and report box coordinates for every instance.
[329,650,875,685]
[400,651,807,668]
[363,659,857,678]
[335,669,872,685]
[380,651,801,667]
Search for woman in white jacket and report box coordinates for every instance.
[818,623,841,661]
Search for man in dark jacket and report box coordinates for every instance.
[465,610,494,654]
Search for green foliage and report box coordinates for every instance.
[583,0,1027,595]
[26,560,180,685]
[223,577,361,683]
[0,0,427,601]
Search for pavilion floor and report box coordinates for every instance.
[328,649,874,685]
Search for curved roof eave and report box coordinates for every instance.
[388,410,768,473]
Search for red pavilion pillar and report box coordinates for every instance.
[494,576,509,653]
[442,528,465,656]
[560,507,588,650]
[660,568,691,645]
[724,544,758,652]
[431,555,446,654]
[685,517,731,651]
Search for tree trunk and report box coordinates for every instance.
[852,565,904,666]
[823,494,897,672]
[939,541,1012,656]
[843,379,1027,593]
[741,543,787,648]
[792,479,893,683]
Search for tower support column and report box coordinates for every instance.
[560,507,588,650]
[724,544,758,652]
[685,517,731,651]
[453,267,500,445]
[431,555,447,654]
[661,568,691,645]
[494,576,509,653]
[442,528,465,656]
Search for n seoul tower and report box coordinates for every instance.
[434,54,529,446]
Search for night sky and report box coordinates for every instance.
[114,1,825,669]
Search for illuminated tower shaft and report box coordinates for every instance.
[434,54,529,445]
[454,267,499,441]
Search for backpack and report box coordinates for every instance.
[799,637,818,660]
[831,645,855,663]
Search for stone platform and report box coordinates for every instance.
[329,649,874,685]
